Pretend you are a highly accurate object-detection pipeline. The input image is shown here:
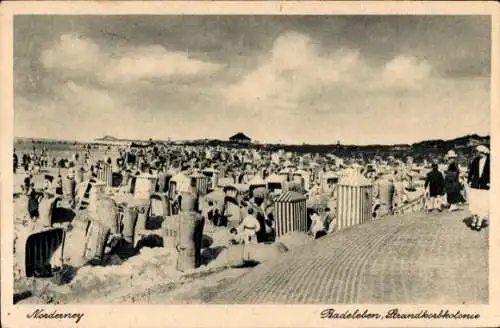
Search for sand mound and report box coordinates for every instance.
[275,231,313,253]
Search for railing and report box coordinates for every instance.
[393,194,426,215]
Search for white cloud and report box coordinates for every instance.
[40,34,224,84]
[15,81,140,141]
[224,31,434,111]
[101,45,223,84]
[21,31,488,144]
[225,32,363,109]
[380,55,433,89]
[41,34,103,72]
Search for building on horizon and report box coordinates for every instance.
[229,133,251,144]
[94,135,131,147]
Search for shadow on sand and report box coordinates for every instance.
[462,216,489,231]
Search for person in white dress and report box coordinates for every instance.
[238,208,261,261]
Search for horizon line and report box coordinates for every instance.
[13,132,490,148]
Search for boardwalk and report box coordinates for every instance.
[209,210,488,304]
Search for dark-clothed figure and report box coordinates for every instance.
[193,210,205,268]
[27,188,43,221]
[55,175,63,195]
[253,197,267,243]
[425,163,444,212]
[444,161,464,211]
[468,151,490,190]
[23,173,31,193]
[467,145,490,230]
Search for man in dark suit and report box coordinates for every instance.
[467,145,490,230]
[468,146,490,190]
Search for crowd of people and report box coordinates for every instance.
[14,142,490,248]
[424,146,490,230]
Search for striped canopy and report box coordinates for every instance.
[274,191,306,203]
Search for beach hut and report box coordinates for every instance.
[157,171,172,193]
[293,169,310,191]
[149,192,172,218]
[24,228,65,277]
[201,168,219,190]
[96,162,113,187]
[217,177,235,188]
[169,172,192,198]
[191,172,209,196]
[336,173,373,231]
[235,183,249,196]
[320,171,339,194]
[248,175,266,198]
[274,191,308,239]
[204,189,226,214]
[118,203,139,245]
[309,162,321,181]
[134,174,158,200]
[266,174,286,194]
[279,168,292,182]
[223,184,239,199]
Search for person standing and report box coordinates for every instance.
[193,208,205,268]
[444,150,464,211]
[67,173,77,209]
[23,172,32,194]
[27,186,43,222]
[467,145,490,230]
[252,197,268,243]
[424,163,445,212]
[239,207,261,261]
[55,174,63,196]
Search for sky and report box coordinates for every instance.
[13,15,491,145]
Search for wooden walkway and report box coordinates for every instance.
[209,210,488,304]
